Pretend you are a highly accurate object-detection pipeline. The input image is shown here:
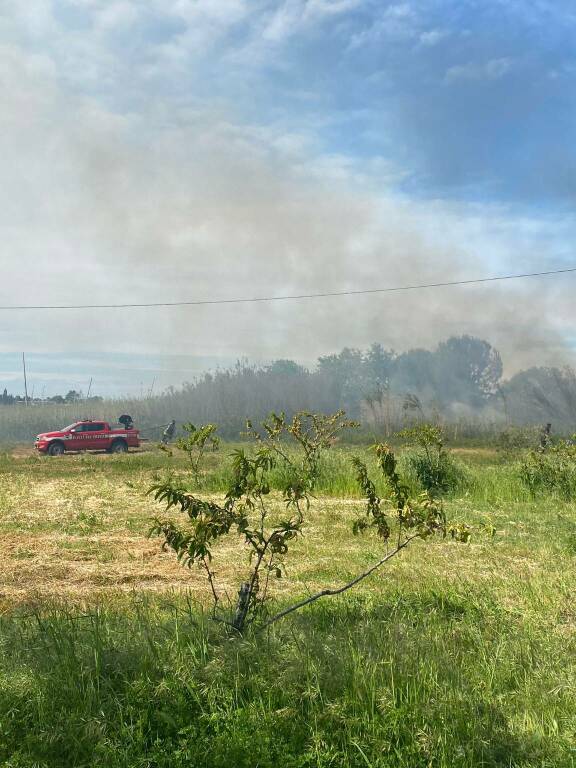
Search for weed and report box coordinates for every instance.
[398,424,466,496]
[519,440,576,499]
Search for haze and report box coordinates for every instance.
[1,1,575,395]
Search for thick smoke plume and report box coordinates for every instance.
[0,43,574,375]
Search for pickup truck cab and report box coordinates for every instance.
[35,420,141,456]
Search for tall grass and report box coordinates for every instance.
[0,588,573,768]
[0,442,539,503]
[0,398,180,444]
[0,385,551,446]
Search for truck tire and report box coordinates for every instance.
[48,441,65,457]
[110,439,128,454]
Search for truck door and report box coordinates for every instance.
[67,424,85,450]
[82,422,107,450]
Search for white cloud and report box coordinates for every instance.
[385,3,413,19]
[168,0,250,25]
[259,0,361,44]
[1,0,256,99]
[94,2,139,30]
[262,0,302,42]
[419,28,448,47]
[348,2,418,49]
[303,0,363,21]
[445,57,514,84]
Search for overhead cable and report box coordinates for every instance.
[0,266,574,311]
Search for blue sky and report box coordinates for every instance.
[237,0,576,208]
[0,352,237,398]
[9,0,571,207]
[0,0,575,395]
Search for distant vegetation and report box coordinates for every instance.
[2,334,576,442]
[1,387,102,406]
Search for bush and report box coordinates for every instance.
[519,440,576,499]
[398,424,466,496]
[496,426,540,452]
[150,411,357,632]
[404,449,466,496]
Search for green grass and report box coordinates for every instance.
[0,442,575,766]
[0,588,574,768]
[0,443,545,512]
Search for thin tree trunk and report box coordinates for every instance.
[233,581,251,631]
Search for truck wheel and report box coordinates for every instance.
[110,440,128,454]
[48,442,65,457]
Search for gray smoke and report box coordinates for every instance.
[0,42,574,376]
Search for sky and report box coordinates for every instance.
[1,0,575,396]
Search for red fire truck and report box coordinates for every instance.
[35,420,141,456]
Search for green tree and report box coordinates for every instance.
[391,348,436,396]
[150,411,469,634]
[175,423,220,482]
[317,348,365,415]
[433,335,503,407]
[363,342,395,385]
[398,424,465,496]
[267,359,308,377]
[502,366,576,426]
[150,410,354,632]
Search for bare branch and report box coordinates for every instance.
[258,534,419,632]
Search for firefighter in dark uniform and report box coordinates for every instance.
[118,414,134,430]
[539,423,552,452]
[162,420,176,445]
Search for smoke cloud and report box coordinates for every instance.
[0,41,575,377]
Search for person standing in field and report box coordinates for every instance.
[539,423,552,451]
[162,419,176,445]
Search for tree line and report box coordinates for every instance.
[2,335,575,434]
[152,335,576,434]
[0,389,103,405]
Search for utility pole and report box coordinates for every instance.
[22,352,29,406]
[148,377,155,398]
[86,378,93,399]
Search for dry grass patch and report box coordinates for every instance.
[0,450,574,634]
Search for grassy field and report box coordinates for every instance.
[0,443,575,766]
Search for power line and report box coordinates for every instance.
[1,266,574,311]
